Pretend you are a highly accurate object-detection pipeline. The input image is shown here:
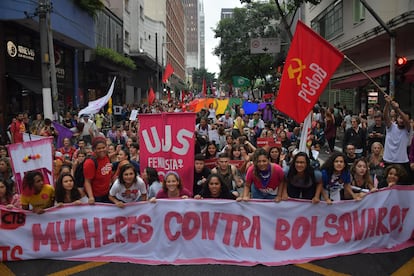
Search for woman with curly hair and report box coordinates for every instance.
[21,170,55,214]
[378,164,408,189]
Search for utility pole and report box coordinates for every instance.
[47,6,59,120]
[359,0,396,97]
[38,0,53,120]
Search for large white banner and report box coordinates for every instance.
[1,187,413,265]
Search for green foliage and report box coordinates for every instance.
[240,0,321,12]
[214,1,280,83]
[74,0,105,17]
[95,47,137,70]
[191,68,216,91]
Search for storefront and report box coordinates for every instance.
[1,22,75,123]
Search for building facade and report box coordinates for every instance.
[0,0,95,134]
[303,0,414,115]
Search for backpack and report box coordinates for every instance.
[74,156,98,188]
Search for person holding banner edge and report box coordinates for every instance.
[237,148,284,202]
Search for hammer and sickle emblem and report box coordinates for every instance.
[287,58,306,85]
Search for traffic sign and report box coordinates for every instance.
[250,37,281,54]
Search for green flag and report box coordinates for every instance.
[232,76,250,87]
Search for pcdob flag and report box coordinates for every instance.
[274,21,344,123]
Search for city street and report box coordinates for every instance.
[1,246,414,275]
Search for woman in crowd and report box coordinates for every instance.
[107,143,118,163]
[378,164,407,189]
[320,152,359,202]
[325,107,336,154]
[346,158,376,200]
[21,170,55,214]
[277,130,291,149]
[194,173,235,200]
[0,179,20,208]
[268,145,287,168]
[313,121,326,148]
[143,167,162,199]
[367,142,385,185]
[208,103,216,123]
[150,171,192,201]
[283,152,330,204]
[55,172,84,205]
[238,148,284,201]
[0,157,14,191]
[230,144,242,160]
[109,163,147,208]
[204,141,219,159]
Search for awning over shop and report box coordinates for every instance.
[404,66,414,83]
[331,66,389,89]
[8,74,43,94]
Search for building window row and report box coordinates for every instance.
[311,0,343,40]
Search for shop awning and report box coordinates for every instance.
[405,66,414,83]
[8,75,43,94]
[331,66,389,89]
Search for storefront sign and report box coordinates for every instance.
[7,41,35,61]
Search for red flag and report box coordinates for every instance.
[274,21,344,123]
[181,90,185,103]
[202,78,207,97]
[162,63,174,83]
[148,87,156,105]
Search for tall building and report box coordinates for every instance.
[199,1,205,69]
[221,8,234,20]
[183,0,200,72]
[182,0,205,73]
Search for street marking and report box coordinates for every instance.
[295,263,351,275]
[0,263,15,276]
[391,257,414,276]
[47,262,108,276]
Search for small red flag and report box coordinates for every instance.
[274,21,344,123]
[181,90,185,103]
[148,87,156,105]
[162,63,174,83]
[202,78,207,97]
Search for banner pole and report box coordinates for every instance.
[344,55,388,96]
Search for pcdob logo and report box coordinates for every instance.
[287,57,328,104]
[287,58,306,85]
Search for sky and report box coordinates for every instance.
[203,0,244,75]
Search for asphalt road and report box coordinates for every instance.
[2,246,414,276]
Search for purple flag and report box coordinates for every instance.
[52,121,73,148]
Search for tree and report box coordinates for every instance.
[191,68,216,92]
[240,0,322,41]
[213,1,281,86]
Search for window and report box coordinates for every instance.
[311,0,343,40]
[353,0,365,23]
[124,0,130,13]
[125,31,130,46]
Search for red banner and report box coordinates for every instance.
[138,113,196,192]
[274,21,344,123]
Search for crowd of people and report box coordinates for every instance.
[0,94,413,213]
